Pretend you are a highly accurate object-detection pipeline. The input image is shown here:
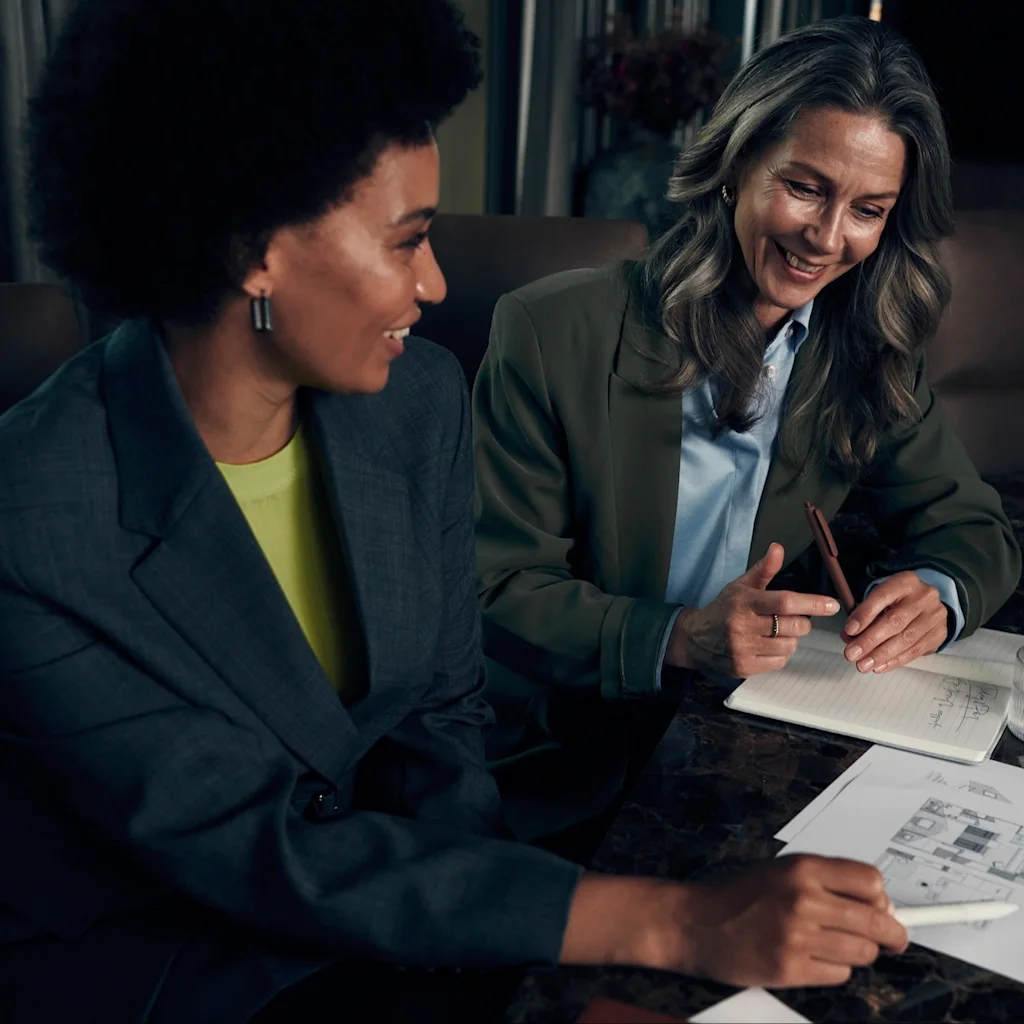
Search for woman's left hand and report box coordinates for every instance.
[841,572,950,673]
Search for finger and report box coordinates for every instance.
[846,592,942,670]
[780,962,853,988]
[845,607,919,671]
[738,542,786,591]
[781,855,886,903]
[767,960,853,989]
[870,623,948,673]
[818,894,909,954]
[810,929,880,968]
[761,615,813,639]
[738,653,795,677]
[733,639,800,678]
[750,591,841,618]
[844,573,919,637]
[844,605,914,667]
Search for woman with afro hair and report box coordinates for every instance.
[0,1,909,1020]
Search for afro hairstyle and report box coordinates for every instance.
[26,0,482,324]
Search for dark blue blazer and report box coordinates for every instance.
[0,323,580,1022]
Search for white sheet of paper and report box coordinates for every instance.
[774,746,1024,985]
[689,988,810,1023]
[775,747,879,843]
[776,744,1024,843]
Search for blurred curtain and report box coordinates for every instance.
[1,0,75,282]
[514,0,584,216]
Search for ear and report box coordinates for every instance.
[240,264,274,300]
[231,230,279,298]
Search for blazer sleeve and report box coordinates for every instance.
[356,364,511,839]
[473,293,678,702]
[0,532,582,969]
[857,355,1021,635]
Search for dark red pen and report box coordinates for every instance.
[804,501,856,614]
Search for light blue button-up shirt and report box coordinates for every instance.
[656,300,963,686]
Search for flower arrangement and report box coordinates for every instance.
[581,16,727,138]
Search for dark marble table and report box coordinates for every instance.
[504,476,1024,1023]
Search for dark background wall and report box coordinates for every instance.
[883,0,1024,163]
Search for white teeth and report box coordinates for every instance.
[782,248,825,274]
[382,327,410,339]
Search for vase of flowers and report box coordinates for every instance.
[580,17,727,238]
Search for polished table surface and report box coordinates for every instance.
[504,475,1024,1023]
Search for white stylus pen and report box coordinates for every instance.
[893,901,1019,928]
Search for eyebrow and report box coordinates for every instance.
[392,206,437,227]
[784,161,900,201]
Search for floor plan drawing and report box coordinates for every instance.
[777,746,1024,982]
[875,798,1024,921]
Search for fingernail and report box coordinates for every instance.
[886,897,895,915]
[846,619,860,634]
[847,645,863,661]
[860,657,875,672]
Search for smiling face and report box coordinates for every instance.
[246,139,446,394]
[732,106,907,333]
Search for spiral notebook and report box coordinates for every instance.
[724,623,1022,763]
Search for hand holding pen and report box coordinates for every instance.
[804,502,949,673]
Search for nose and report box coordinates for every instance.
[415,241,447,306]
[805,201,843,256]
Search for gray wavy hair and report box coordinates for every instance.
[640,14,953,477]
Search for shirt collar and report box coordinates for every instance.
[766,298,814,359]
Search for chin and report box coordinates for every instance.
[763,275,827,308]
[348,364,393,396]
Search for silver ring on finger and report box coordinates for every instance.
[771,613,780,639]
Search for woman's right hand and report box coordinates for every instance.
[662,854,908,987]
[664,542,841,678]
[560,855,907,988]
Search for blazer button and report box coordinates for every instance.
[306,787,340,820]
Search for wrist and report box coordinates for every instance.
[560,874,689,969]
[626,881,700,973]
[665,609,697,671]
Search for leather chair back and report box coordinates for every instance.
[928,210,1024,475]
[3,213,1020,475]
[419,213,649,386]
[0,283,83,415]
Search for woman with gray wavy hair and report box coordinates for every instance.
[473,15,1020,849]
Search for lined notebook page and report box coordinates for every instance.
[802,625,1020,688]
[726,645,1011,762]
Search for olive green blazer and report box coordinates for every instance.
[473,260,1021,838]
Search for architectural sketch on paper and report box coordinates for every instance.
[964,781,1012,804]
[923,769,1011,804]
[875,798,1024,924]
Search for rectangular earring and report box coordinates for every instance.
[250,291,273,332]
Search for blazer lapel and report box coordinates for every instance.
[608,268,684,601]
[104,323,358,783]
[606,273,853,585]
[305,390,424,726]
[748,333,852,568]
